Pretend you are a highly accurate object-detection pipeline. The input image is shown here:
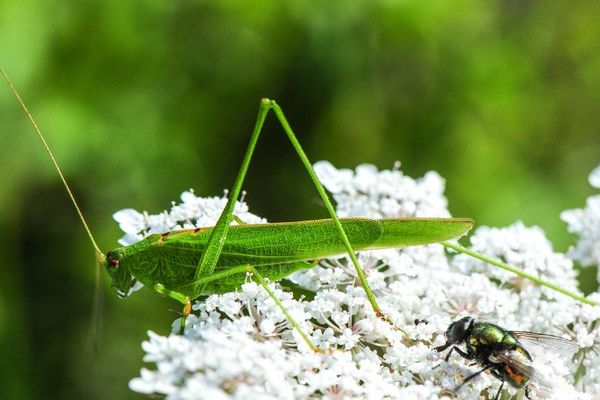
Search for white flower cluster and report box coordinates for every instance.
[121,162,600,400]
[313,161,450,218]
[561,165,600,273]
[113,189,266,246]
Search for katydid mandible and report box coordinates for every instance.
[2,67,473,351]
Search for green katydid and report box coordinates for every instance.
[0,66,471,350]
[2,66,593,353]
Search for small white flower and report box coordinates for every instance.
[331,310,350,326]
[337,328,360,350]
[313,328,337,350]
[113,208,146,234]
[259,318,276,335]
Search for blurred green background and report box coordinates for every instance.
[1,1,599,398]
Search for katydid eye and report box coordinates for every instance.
[106,251,120,269]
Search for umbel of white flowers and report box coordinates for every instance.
[116,162,600,400]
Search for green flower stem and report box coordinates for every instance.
[441,241,598,306]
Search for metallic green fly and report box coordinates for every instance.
[436,316,580,399]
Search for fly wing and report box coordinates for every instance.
[511,331,581,361]
[489,351,553,389]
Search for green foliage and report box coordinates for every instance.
[1,1,599,398]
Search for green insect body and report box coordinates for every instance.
[467,322,519,353]
[107,217,473,299]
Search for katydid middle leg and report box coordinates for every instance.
[193,99,396,337]
[154,264,318,351]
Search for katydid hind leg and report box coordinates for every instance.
[270,102,384,318]
[194,98,385,323]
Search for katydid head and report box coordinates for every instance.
[105,248,141,299]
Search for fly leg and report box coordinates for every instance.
[455,364,494,392]
[444,345,472,362]
[439,346,484,394]
[489,371,505,400]
[433,345,473,374]
[436,343,494,395]
[434,343,473,362]
[493,381,504,400]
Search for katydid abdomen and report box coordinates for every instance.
[105,217,472,298]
